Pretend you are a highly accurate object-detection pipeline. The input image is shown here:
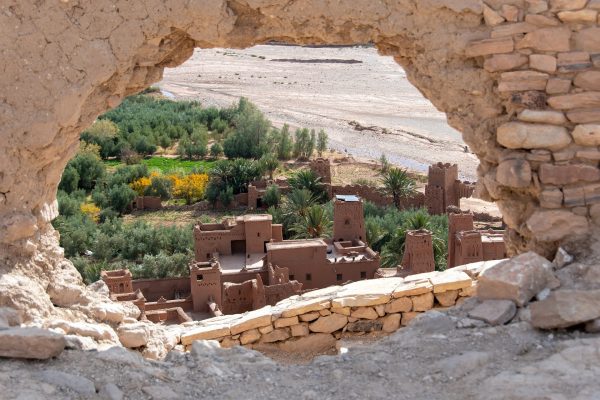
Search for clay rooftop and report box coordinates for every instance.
[335,194,361,202]
[266,239,327,250]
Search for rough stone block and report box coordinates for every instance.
[531,289,600,328]
[517,27,571,52]
[497,122,571,151]
[230,307,273,335]
[526,0,549,14]
[492,22,537,38]
[330,307,350,316]
[279,297,331,318]
[382,314,401,333]
[539,187,563,208]
[290,323,309,337]
[308,313,347,333]
[572,124,600,146]
[574,27,600,53]
[0,327,66,360]
[525,14,560,26]
[392,279,434,298]
[181,323,230,345]
[401,312,420,326]
[435,290,459,307]
[574,71,600,91]
[346,319,383,332]
[498,70,549,92]
[374,304,385,317]
[518,109,566,125]
[546,78,571,94]
[273,316,299,329]
[260,328,290,343]
[411,292,434,312]
[468,299,517,325]
[549,0,588,10]
[539,163,600,185]
[483,4,505,26]
[220,337,239,348]
[526,209,589,241]
[331,277,404,307]
[496,158,532,188]
[384,297,413,313]
[240,328,261,345]
[484,53,528,72]
[548,92,600,110]
[558,9,598,22]
[567,108,600,123]
[477,251,556,306]
[430,270,473,293]
[529,54,557,73]
[563,186,586,207]
[258,325,274,334]
[465,37,514,57]
[299,312,320,322]
[350,306,379,320]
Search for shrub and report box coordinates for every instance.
[130,176,151,196]
[108,183,136,214]
[145,175,173,200]
[57,190,84,218]
[262,184,280,208]
[210,142,223,158]
[178,127,208,160]
[172,173,209,204]
[58,166,80,194]
[68,152,106,191]
[80,203,101,222]
[120,147,143,165]
[223,98,271,159]
[317,129,328,156]
[219,186,234,207]
[259,154,279,180]
[276,124,293,160]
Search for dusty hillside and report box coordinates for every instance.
[159,45,479,180]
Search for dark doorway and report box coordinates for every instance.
[231,240,246,254]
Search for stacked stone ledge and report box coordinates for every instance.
[466,0,600,254]
[178,267,480,351]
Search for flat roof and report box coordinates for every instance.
[242,214,272,222]
[335,194,360,202]
[266,239,327,250]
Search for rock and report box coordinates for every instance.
[574,27,600,52]
[546,78,572,94]
[572,124,600,146]
[95,346,145,367]
[384,297,412,313]
[435,290,459,307]
[468,300,517,325]
[531,289,600,328]
[401,312,420,326]
[412,292,434,312]
[529,54,557,73]
[553,247,574,269]
[64,334,98,351]
[220,337,240,348]
[91,302,126,323]
[465,37,514,57]
[457,318,487,329]
[346,319,383,332]
[477,252,556,307]
[496,159,532,188]
[517,27,571,52]
[273,316,299,328]
[392,279,434,298]
[50,320,118,343]
[0,327,65,359]
[0,274,54,323]
[408,310,456,333]
[382,313,401,333]
[558,9,598,22]
[279,297,331,318]
[497,122,571,151]
[87,280,110,297]
[99,383,124,400]
[190,340,221,358]
[498,70,549,92]
[350,306,379,320]
[574,71,600,91]
[548,91,600,110]
[319,309,331,316]
[181,322,230,345]
[518,109,566,125]
[584,318,600,333]
[526,0,549,13]
[277,333,336,354]
[258,325,274,334]
[290,323,309,337]
[117,322,151,348]
[331,277,404,307]
[539,163,600,185]
[566,108,600,124]
[549,0,588,10]
[330,307,351,316]
[484,54,528,72]
[229,306,273,335]
[0,307,21,328]
[526,210,589,242]
[483,4,505,26]
[431,270,472,293]
[309,313,348,333]
[260,328,290,343]
[299,312,320,322]
[38,370,96,395]
[240,328,261,345]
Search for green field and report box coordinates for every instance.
[104,157,216,173]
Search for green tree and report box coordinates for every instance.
[262,184,281,208]
[276,124,293,160]
[59,166,80,194]
[293,128,312,159]
[317,129,328,156]
[178,127,208,159]
[210,142,223,158]
[145,175,173,200]
[81,119,120,159]
[288,169,328,202]
[291,205,332,239]
[259,154,279,180]
[108,183,136,215]
[219,186,234,207]
[223,98,271,159]
[380,167,417,209]
[68,152,106,191]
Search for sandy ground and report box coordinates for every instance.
[159,45,480,180]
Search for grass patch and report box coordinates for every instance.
[103,157,216,174]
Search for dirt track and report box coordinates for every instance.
[159,45,479,180]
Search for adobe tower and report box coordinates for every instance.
[333,195,366,242]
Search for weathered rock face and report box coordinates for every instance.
[1,0,600,323]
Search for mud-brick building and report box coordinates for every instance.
[425,163,475,215]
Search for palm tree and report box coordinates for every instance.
[291,205,332,239]
[380,167,417,209]
[281,188,316,219]
[259,154,279,180]
[288,169,328,202]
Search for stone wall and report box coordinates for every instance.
[2,0,600,324]
[178,265,486,350]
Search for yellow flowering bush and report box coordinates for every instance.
[130,176,151,196]
[80,203,101,222]
[172,173,209,204]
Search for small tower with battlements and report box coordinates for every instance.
[333,194,366,242]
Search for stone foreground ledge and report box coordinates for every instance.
[180,265,486,349]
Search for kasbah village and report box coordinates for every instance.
[2,1,600,399]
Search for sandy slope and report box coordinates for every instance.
[159,45,480,180]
